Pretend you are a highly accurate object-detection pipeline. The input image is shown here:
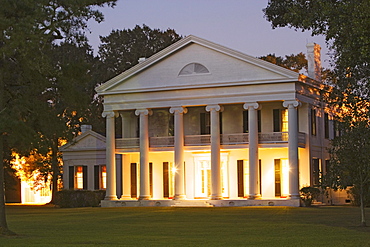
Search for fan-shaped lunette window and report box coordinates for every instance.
[179,63,209,76]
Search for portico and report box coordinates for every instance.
[94,35,326,207]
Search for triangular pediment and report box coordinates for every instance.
[96,35,300,95]
[59,131,106,152]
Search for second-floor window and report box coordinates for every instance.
[311,108,317,136]
[324,113,329,139]
[273,109,288,132]
[243,110,261,133]
[200,112,222,134]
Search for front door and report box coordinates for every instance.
[193,153,229,198]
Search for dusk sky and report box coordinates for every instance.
[87,0,330,68]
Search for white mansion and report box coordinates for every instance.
[61,35,347,207]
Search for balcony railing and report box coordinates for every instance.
[115,132,306,149]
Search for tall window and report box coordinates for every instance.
[94,165,107,190]
[243,110,261,133]
[200,112,222,134]
[69,166,87,190]
[131,163,137,198]
[200,112,210,135]
[324,113,329,139]
[273,109,288,132]
[311,108,317,136]
[312,158,321,186]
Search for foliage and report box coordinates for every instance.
[87,24,182,134]
[348,186,370,207]
[98,24,182,81]
[0,0,117,235]
[300,186,320,207]
[264,0,370,98]
[259,52,307,73]
[55,190,106,208]
[264,0,370,227]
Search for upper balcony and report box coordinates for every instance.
[115,132,306,150]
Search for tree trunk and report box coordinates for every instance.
[49,137,59,204]
[0,134,16,235]
[360,187,367,227]
[0,69,16,236]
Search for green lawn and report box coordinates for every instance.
[2,205,370,246]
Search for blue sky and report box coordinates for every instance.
[87,0,330,67]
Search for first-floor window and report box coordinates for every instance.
[69,166,87,190]
[94,165,107,190]
[312,158,321,186]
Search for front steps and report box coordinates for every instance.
[101,198,300,207]
[171,200,213,207]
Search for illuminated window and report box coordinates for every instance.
[281,109,288,132]
[179,63,209,76]
[101,165,107,189]
[75,166,84,189]
[273,109,288,132]
[94,165,106,190]
[275,159,289,197]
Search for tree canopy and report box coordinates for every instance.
[264,0,370,226]
[0,0,117,235]
[258,53,307,73]
[264,0,370,97]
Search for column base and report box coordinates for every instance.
[173,194,186,200]
[120,195,132,200]
[138,195,151,200]
[248,194,261,200]
[211,195,223,200]
[104,195,118,200]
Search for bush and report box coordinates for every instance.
[348,186,370,207]
[300,186,320,207]
[55,190,106,208]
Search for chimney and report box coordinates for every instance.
[306,43,321,81]
[81,125,92,134]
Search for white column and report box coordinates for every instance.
[102,110,118,200]
[243,102,261,199]
[169,106,188,200]
[120,154,131,199]
[135,109,152,200]
[283,100,301,199]
[206,104,223,200]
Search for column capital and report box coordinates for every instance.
[243,102,261,110]
[206,104,223,112]
[169,106,188,114]
[135,109,153,116]
[102,111,118,118]
[283,100,301,108]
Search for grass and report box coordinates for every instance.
[2,205,370,246]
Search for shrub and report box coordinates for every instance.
[55,190,106,208]
[348,186,370,207]
[300,186,320,207]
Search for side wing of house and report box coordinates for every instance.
[60,131,109,191]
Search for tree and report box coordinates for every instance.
[326,118,370,227]
[264,0,370,97]
[86,25,182,134]
[264,0,370,227]
[259,53,307,73]
[0,0,117,236]
[98,24,182,81]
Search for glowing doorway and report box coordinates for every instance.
[193,153,229,198]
